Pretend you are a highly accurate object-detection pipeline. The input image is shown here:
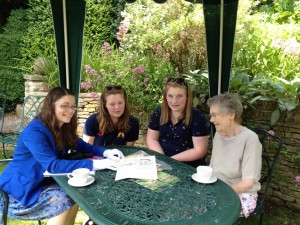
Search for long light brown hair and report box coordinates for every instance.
[38,87,78,150]
[160,77,193,127]
[97,85,131,133]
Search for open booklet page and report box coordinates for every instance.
[115,156,158,181]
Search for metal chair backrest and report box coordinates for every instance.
[16,96,45,133]
[0,93,6,134]
[249,126,283,206]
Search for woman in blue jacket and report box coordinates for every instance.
[0,87,124,225]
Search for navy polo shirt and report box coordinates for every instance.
[83,113,139,146]
[148,107,210,167]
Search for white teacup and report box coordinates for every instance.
[67,168,90,184]
[196,166,213,181]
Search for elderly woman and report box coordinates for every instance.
[207,93,262,218]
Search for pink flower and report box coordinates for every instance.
[268,130,275,136]
[143,77,150,85]
[139,111,144,116]
[90,92,99,98]
[85,65,91,72]
[89,69,97,76]
[80,82,92,90]
[164,52,170,60]
[155,44,163,54]
[100,69,105,74]
[132,65,145,75]
[295,176,300,183]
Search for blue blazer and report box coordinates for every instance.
[0,118,106,207]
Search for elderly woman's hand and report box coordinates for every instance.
[103,149,125,160]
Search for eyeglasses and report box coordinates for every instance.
[57,104,77,111]
[167,77,187,86]
[209,112,221,118]
[105,85,123,91]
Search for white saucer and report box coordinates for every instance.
[192,173,217,184]
[68,176,95,187]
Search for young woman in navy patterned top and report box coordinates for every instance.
[147,77,210,167]
[83,85,139,147]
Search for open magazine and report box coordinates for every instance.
[115,151,181,191]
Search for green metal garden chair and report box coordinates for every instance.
[240,126,283,225]
[0,95,45,159]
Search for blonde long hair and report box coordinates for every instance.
[160,77,192,127]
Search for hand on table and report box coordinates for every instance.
[103,149,124,160]
[93,158,119,171]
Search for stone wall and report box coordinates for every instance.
[20,76,300,211]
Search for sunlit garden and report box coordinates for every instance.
[0,0,299,224]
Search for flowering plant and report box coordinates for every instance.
[81,22,175,120]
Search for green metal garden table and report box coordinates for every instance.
[54,146,241,225]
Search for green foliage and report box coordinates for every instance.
[233,18,300,81]
[230,72,300,110]
[257,0,300,24]
[0,9,27,112]
[122,0,206,73]
[17,0,125,87]
[0,72,24,112]
[230,72,300,125]
[0,9,29,72]
[20,0,56,71]
[84,0,125,49]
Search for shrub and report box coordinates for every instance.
[233,0,300,81]
[0,71,24,112]
[20,0,56,71]
[81,41,175,121]
[122,0,206,73]
[0,8,29,72]
[84,0,126,49]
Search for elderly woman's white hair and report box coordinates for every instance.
[206,93,243,123]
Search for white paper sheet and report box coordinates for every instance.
[43,170,95,177]
[115,156,158,181]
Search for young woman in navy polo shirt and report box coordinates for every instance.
[83,85,139,147]
[146,77,210,167]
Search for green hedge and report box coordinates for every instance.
[0,72,24,113]
[0,8,29,72]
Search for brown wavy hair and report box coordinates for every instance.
[38,87,79,150]
[97,85,131,133]
[160,77,192,127]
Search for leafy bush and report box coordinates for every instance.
[0,72,24,112]
[233,1,300,81]
[20,0,56,71]
[230,72,300,111]
[81,41,175,121]
[84,0,125,49]
[0,8,29,72]
[122,0,206,73]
